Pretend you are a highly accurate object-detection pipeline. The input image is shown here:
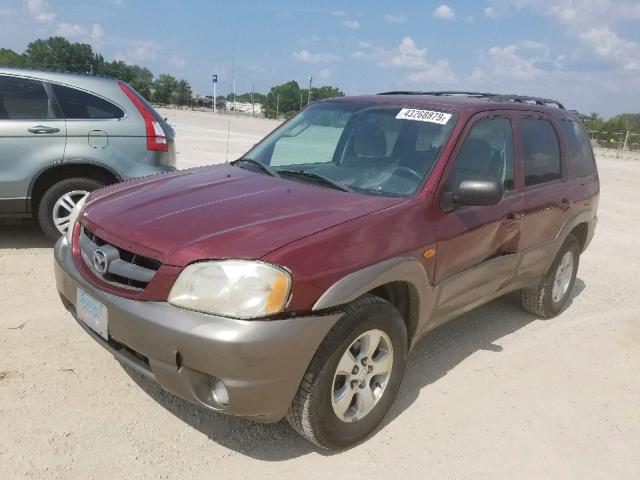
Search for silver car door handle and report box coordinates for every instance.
[28,125,60,134]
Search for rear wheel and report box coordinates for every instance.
[37,177,103,242]
[286,294,407,450]
[520,234,580,318]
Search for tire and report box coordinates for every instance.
[37,177,103,242]
[286,294,408,450]
[520,233,580,318]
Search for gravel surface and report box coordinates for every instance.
[1,110,639,479]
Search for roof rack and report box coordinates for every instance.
[377,91,566,110]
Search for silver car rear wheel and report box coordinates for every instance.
[52,190,90,235]
[331,329,393,422]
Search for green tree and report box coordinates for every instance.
[263,81,345,118]
[0,48,24,67]
[23,37,99,73]
[175,79,192,106]
[153,74,179,104]
[264,80,302,118]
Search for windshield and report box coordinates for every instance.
[240,101,456,197]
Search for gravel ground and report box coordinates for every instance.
[1,110,639,479]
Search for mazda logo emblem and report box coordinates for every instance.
[92,249,109,274]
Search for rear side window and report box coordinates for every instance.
[444,117,515,192]
[520,118,561,187]
[0,76,56,120]
[558,120,595,177]
[52,84,124,119]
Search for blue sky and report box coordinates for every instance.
[1,0,639,117]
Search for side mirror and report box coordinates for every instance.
[441,179,504,211]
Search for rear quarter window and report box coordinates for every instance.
[558,119,595,178]
[52,84,124,119]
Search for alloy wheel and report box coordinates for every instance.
[331,329,394,422]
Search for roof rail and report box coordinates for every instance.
[377,91,566,110]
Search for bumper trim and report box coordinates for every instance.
[55,237,341,422]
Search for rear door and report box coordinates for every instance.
[0,75,66,213]
[433,110,524,316]
[49,83,126,166]
[517,113,570,249]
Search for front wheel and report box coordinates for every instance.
[286,294,407,450]
[37,177,103,242]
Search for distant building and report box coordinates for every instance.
[225,101,263,115]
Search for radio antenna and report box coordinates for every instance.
[225,33,236,163]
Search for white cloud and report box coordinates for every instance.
[55,22,86,38]
[580,27,640,72]
[482,0,640,74]
[26,0,55,23]
[377,37,427,69]
[343,20,361,29]
[384,13,407,24]
[407,59,457,84]
[483,0,640,25]
[358,41,372,48]
[115,40,162,63]
[318,67,333,80]
[0,8,17,16]
[433,4,456,20]
[170,55,187,68]
[468,40,570,91]
[292,49,341,64]
[331,10,346,17]
[91,23,104,41]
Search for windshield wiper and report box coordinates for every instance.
[232,158,280,177]
[277,169,353,193]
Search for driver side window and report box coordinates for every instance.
[444,117,515,193]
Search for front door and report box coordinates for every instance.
[433,111,523,317]
[0,75,66,213]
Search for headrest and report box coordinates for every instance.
[352,124,387,158]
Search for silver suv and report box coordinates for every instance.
[0,68,176,240]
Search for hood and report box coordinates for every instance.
[81,164,404,266]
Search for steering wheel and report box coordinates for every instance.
[394,166,423,182]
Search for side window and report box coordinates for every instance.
[520,118,561,187]
[0,76,55,120]
[558,119,595,178]
[52,84,124,119]
[445,117,515,192]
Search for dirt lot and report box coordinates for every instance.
[1,110,639,479]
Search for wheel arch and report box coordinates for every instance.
[28,162,121,215]
[312,257,435,350]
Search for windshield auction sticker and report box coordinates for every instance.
[395,108,452,125]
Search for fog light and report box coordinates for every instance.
[211,378,229,406]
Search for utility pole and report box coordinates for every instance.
[623,130,630,153]
[232,80,236,114]
[307,76,312,106]
[299,91,303,111]
[251,82,255,116]
[276,93,280,119]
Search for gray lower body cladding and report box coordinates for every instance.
[54,238,341,422]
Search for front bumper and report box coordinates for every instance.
[54,238,341,422]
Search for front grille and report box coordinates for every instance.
[79,225,160,290]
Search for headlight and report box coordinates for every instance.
[65,195,88,244]
[168,260,291,319]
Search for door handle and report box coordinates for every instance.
[502,212,522,226]
[28,125,60,134]
[559,198,573,211]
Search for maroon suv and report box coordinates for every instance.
[54,91,599,449]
